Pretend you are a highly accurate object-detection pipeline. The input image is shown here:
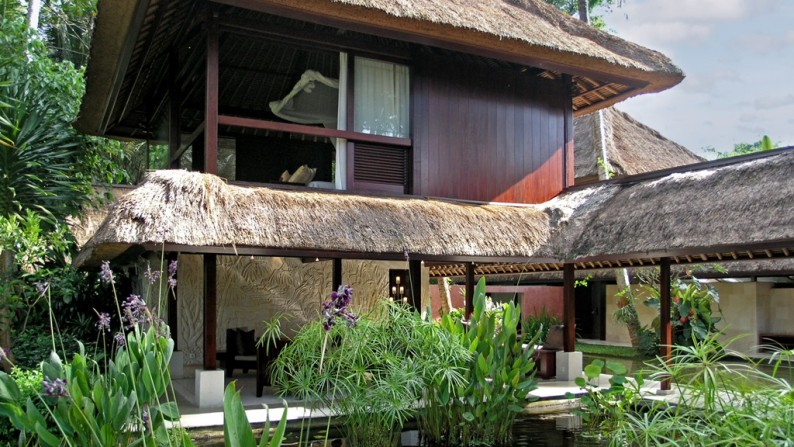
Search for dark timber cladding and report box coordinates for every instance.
[413,56,570,204]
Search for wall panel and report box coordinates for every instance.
[413,58,570,203]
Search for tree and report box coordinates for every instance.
[704,135,777,159]
[544,0,621,29]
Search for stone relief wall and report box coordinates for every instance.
[177,254,414,367]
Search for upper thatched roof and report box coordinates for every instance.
[74,170,551,267]
[574,107,705,180]
[543,148,794,262]
[76,0,683,137]
[76,149,794,269]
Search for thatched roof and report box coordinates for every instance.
[574,107,705,181]
[76,0,683,137]
[74,170,552,267]
[66,186,134,248]
[543,148,794,262]
[76,149,794,270]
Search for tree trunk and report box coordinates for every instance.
[577,0,590,23]
[0,249,15,371]
[27,0,42,31]
[615,268,642,348]
[439,277,454,315]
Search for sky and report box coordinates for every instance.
[595,0,794,157]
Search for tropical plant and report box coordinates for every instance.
[522,306,560,345]
[645,278,721,347]
[223,382,287,447]
[421,277,538,447]
[271,288,470,447]
[569,358,645,437]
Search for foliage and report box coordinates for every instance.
[645,278,721,347]
[543,0,620,29]
[421,277,538,447]
[704,134,777,159]
[223,382,287,447]
[604,335,794,446]
[0,367,43,443]
[272,296,470,447]
[636,326,659,357]
[522,306,560,345]
[569,358,644,436]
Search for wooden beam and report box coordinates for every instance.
[409,260,422,312]
[169,121,205,165]
[203,254,217,370]
[217,115,412,147]
[332,258,342,290]
[465,262,475,320]
[204,10,219,174]
[563,263,576,352]
[168,50,181,169]
[659,257,672,391]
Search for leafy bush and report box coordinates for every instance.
[637,326,659,358]
[0,367,43,443]
[522,306,560,345]
[421,277,538,446]
[272,289,470,447]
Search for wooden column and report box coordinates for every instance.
[332,258,342,290]
[563,263,576,352]
[204,11,219,174]
[409,260,422,311]
[203,254,217,370]
[660,257,672,390]
[167,253,178,350]
[168,50,181,169]
[465,262,475,320]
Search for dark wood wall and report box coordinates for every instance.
[412,57,571,204]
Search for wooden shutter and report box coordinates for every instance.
[352,143,408,193]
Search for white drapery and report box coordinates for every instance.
[268,70,339,128]
[353,57,410,138]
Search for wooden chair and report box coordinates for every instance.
[225,328,258,378]
[255,338,290,397]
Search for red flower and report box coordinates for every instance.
[679,316,688,324]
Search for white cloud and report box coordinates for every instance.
[623,21,712,44]
[754,94,794,110]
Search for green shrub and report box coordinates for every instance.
[421,277,538,447]
[272,290,470,447]
[0,367,44,443]
[522,307,560,345]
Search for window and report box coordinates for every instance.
[354,57,410,138]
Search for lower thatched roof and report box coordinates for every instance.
[543,148,794,261]
[74,170,551,267]
[75,148,794,270]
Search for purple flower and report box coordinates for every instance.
[42,377,68,397]
[167,260,178,289]
[95,311,111,333]
[114,331,126,346]
[142,409,150,428]
[122,294,148,328]
[322,285,358,331]
[100,261,113,284]
[144,264,161,284]
[34,281,49,297]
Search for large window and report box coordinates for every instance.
[353,57,410,138]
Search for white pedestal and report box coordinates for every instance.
[169,351,184,379]
[195,369,225,408]
[555,351,583,381]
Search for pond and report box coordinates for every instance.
[195,413,596,446]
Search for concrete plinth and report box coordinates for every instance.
[555,351,583,381]
[194,369,225,408]
[169,351,184,379]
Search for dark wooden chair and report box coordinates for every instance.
[534,324,565,380]
[225,328,258,378]
[255,338,290,397]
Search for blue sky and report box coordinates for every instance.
[596,0,794,157]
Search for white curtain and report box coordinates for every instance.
[335,53,348,190]
[354,57,410,138]
[269,70,339,128]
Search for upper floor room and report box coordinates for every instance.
[76,0,682,204]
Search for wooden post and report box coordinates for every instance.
[168,50,181,169]
[203,254,217,370]
[465,262,475,320]
[204,10,219,174]
[563,263,576,352]
[409,260,422,311]
[167,253,178,350]
[332,258,342,290]
[660,257,672,390]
